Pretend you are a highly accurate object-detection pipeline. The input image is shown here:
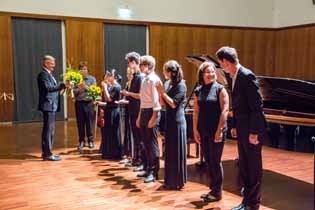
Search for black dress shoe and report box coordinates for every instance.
[144,174,155,183]
[200,192,221,202]
[133,164,145,172]
[124,162,133,167]
[43,155,61,161]
[78,141,85,149]
[137,171,148,178]
[88,141,94,149]
[231,204,245,210]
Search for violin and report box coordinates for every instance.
[97,107,105,128]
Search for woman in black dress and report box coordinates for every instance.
[97,70,122,159]
[193,61,229,202]
[156,60,187,190]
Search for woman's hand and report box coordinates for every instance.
[214,129,223,143]
[136,117,140,128]
[194,129,201,144]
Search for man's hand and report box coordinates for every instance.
[231,128,238,138]
[148,119,155,128]
[249,134,259,145]
[64,81,73,88]
[214,129,223,143]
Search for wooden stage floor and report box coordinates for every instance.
[0,121,314,210]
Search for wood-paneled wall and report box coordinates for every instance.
[65,20,105,118]
[0,12,314,122]
[0,16,14,122]
[149,25,276,92]
[275,26,315,81]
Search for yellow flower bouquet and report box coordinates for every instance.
[86,85,102,101]
[64,67,83,85]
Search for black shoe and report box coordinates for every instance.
[88,141,94,149]
[78,141,85,149]
[137,171,148,178]
[144,174,155,183]
[124,162,133,167]
[231,204,246,210]
[53,154,60,158]
[201,192,221,202]
[133,164,145,172]
[43,155,61,161]
[119,158,129,164]
[202,194,221,202]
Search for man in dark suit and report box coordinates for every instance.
[37,55,70,161]
[216,47,266,210]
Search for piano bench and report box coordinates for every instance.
[161,137,199,158]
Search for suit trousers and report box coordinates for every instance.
[200,135,224,197]
[130,112,146,165]
[41,111,56,157]
[139,108,160,176]
[75,101,94,142]
[237,123,263,209]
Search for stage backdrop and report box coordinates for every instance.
[12,17,64,122]
[104,24,147,87]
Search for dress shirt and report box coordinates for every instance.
[140,71,161,111]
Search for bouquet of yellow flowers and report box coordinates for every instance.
[61,66,83,97]
[86,85,102,101]
[63,67,83,85]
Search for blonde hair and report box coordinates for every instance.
[140,55,156,71]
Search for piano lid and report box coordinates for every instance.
[186,55,229,87]
[257,76,315,125]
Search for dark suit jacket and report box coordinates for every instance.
[231,66,265,135]
[37,69,65,112]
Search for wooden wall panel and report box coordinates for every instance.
[65,20,104,118]
[275,26,315,81]
[0,15,14,122]
[150,25,276,93]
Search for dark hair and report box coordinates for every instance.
[216,46,239,64]
[197,62,217,85]
[78,61,88,70]
[125,52,141,65]
[106,69,122,84]
[163,60,183,85]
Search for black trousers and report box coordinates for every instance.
[75,101,94,143]
[200,135,224,197]
[41,111,56,157]
[130,112,146,164]
[237,125,263,209]
[139,108,160,175]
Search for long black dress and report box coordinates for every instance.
[164,80,187,189]
[100,84,122,159]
